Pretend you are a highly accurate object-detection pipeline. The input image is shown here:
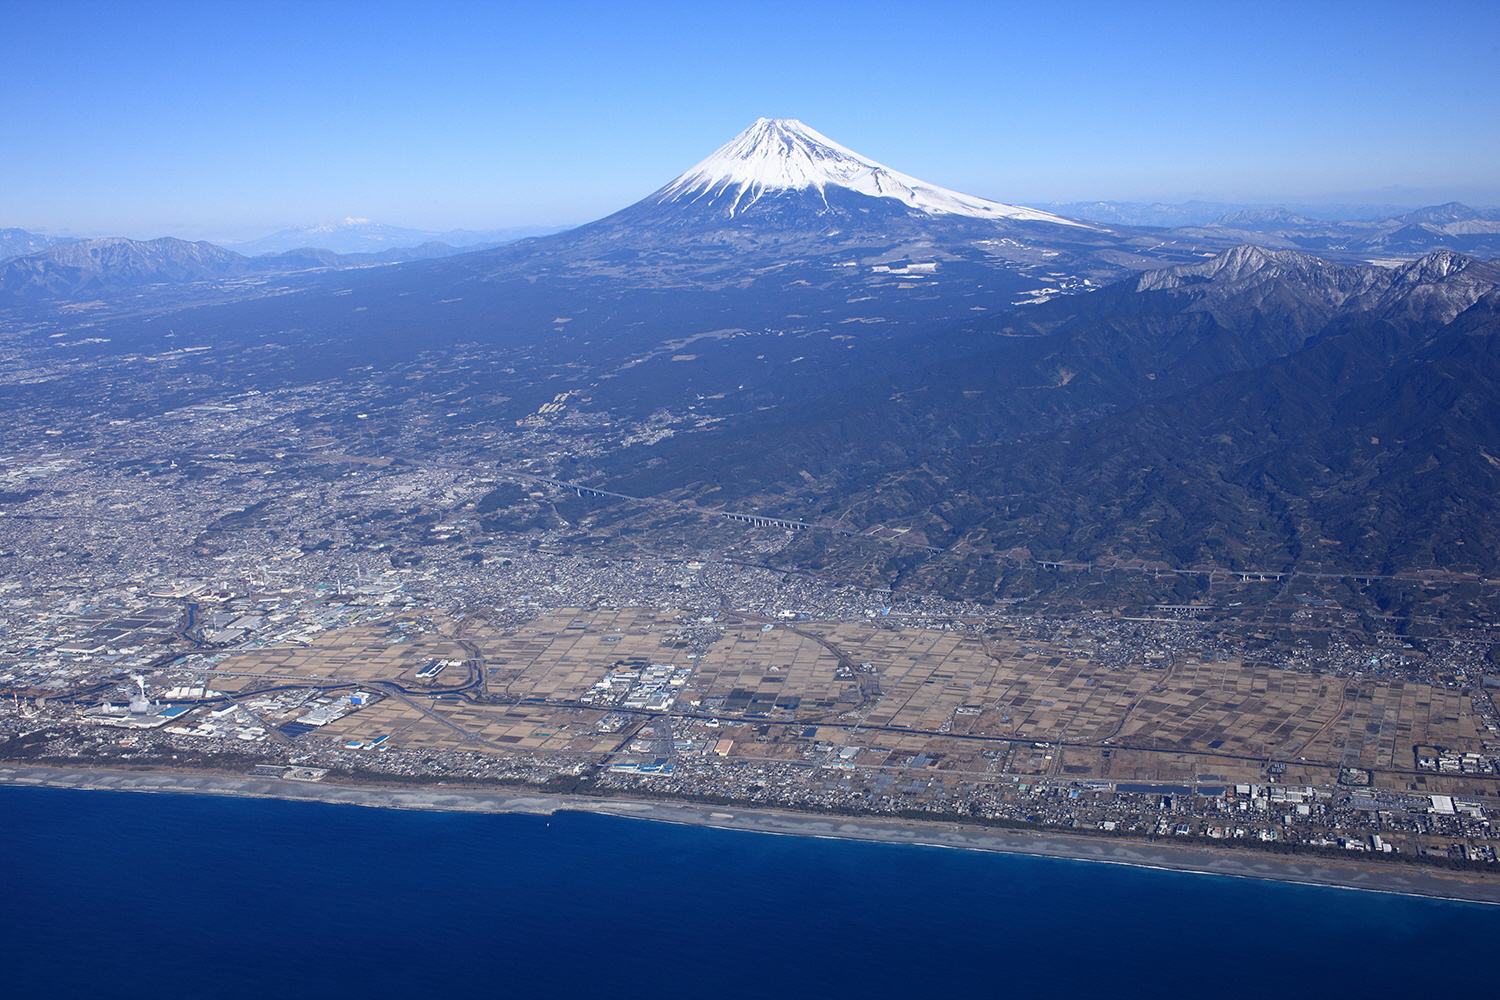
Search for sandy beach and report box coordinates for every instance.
[4,763,1497,905]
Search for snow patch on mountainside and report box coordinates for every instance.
[656,118,1094,227]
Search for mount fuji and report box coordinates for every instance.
[466,117,1223,289]
[652,118,1088,226]
[12,118,1249,431]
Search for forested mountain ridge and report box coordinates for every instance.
[597,249,1500,596]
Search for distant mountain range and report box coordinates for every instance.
[226,217,571,256]
[0,237,269,298]
[0,219,575,297]
[1031,201,1427,228]
[1170,202,1500,261]
[0,233,552,299]
[1034,200,1500,260]
[0,227,74,260]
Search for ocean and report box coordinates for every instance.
[3,784,1496,999]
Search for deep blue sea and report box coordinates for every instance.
[3,785,1497,999]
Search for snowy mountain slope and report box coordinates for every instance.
[654,118,1092,226]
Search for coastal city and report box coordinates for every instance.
[3,326,1500,874]
[3,529,1498,867]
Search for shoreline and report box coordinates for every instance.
[4,763,1498,905]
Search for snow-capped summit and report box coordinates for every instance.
[654,118,1091,227]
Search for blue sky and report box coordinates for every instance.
[3,0,1497,240]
